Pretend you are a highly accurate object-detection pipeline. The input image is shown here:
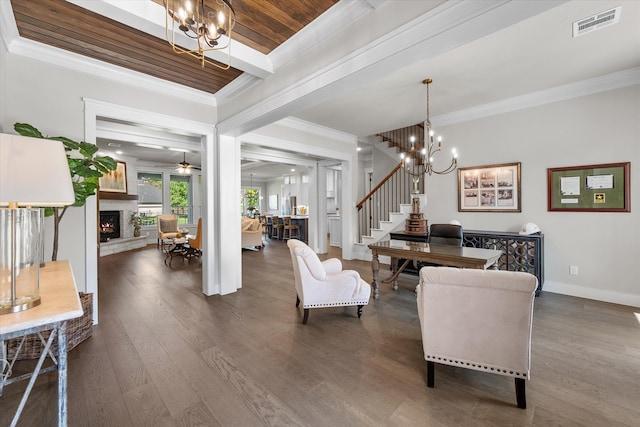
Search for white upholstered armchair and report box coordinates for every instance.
[416,267,537,409]
[287,239,371,324]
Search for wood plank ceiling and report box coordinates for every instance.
[10,0,338,94]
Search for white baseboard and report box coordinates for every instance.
[542,281,640,308]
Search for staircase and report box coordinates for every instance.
[351,122,431,262]
[352,193,426,262]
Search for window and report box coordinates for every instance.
[241,187,260,216]
[137,172,196,225]
[170,174,192,224]
[137,172,162,225]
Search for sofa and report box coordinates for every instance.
[242,217,263,249]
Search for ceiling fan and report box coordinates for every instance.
[175,152,201,174]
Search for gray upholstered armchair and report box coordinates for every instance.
[416,266,537,408]
[287,239,371,324]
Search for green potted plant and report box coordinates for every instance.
[13,123,117,260]
[129,212,142,237]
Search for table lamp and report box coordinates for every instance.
[0,133,74,314]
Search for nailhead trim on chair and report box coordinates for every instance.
[425,354,527,378]
[304,300,369,308]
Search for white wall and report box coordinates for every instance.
[0,50,217,293]
[426,86,640,307]
[265,178,283,215]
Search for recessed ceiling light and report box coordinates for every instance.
[115,150,123,155]
[357,147,362,151]
[136,143,164,150]
[107,142,121,147]
[291,168,295,172]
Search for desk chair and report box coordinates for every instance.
[157,214,179,248]
[428,223,463,246]
[283,216,300,240]
[413,223,465,270]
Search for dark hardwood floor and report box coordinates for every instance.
[2,238,640,426]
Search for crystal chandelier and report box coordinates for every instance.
[401,79,458,177]
[165,0,236,69]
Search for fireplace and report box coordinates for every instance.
[100,210,121,242]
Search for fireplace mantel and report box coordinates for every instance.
[99,192,138,200]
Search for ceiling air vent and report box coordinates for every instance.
[573,6,621,37]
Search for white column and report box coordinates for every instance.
[217,133,242,294]
[340,157,356,260]
[202,130,219,296]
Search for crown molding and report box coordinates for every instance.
[9,37,216,107]
[0,0,19,52]
[1,1,216,107]
[276,117,357,144]
[433,67,640,127]
[215,74,262,106]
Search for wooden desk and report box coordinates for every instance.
[368,240,502,299]
[0,260,83,426]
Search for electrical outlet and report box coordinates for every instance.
[570,265,579,275]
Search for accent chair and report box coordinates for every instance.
[184,218,202,259]
[416,266,537,409]
[287,239,371,324]
[157,214,179,248]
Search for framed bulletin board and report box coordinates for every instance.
[458,162,521,212]
[547,162,630,212]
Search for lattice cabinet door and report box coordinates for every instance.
[463,230,544,296]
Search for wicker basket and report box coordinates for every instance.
[6,292,93,360]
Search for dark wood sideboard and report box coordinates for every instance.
[389,230,544,296]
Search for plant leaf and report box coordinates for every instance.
[50,136,80,151]
[79,142,99,157]
[14,123,43,138]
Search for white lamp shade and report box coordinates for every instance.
[0,133,75,207]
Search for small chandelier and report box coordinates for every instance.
[165,0,236,69]
[401,78,458,177]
